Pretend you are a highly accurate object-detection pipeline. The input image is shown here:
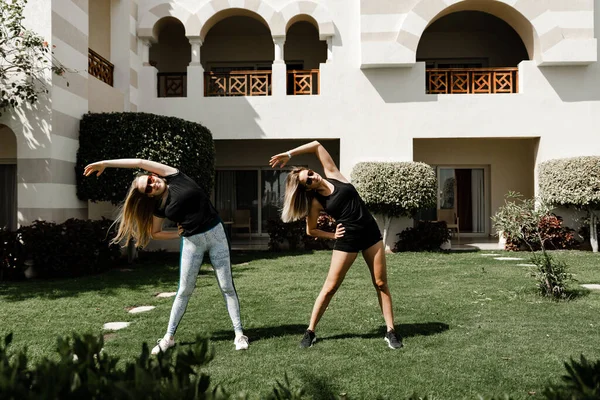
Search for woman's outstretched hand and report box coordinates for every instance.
[334,223,345,239]
[269,153,291,168]
[83,161,106,177]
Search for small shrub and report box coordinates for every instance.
[393,221,451,252]
[543,355,600,400]
[0,219,121,280]
[530,251,573,299]
[505,214,578,252]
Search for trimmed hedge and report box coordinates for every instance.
[0,219,121,280]
[351,162,437,218]
[76,112,215,205]
[539,156,600,208]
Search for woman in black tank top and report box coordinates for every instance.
[270,141,403,350]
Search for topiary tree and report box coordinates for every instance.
[0,0,68,117]
[351,162,437,246]
[76,112,215,204]
[539,156,600,253]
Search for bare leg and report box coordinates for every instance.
[307,250,358,331]
[362,240,395,331]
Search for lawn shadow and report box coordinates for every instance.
[321,322,449,341]
[202,322,449,345]
[186,324,308,345]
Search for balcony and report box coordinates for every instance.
[426,68,519,94]
[88,48,114,86]
[204,70,272,97]
[288,69,319,95]
[157,72,187,97]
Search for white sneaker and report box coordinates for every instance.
[151,335,175,355]
[234,335,249,350]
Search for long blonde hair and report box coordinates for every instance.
[281,167,314,223]
[111,175,159,248]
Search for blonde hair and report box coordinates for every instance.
[281,167,314,223]
[111,175,159,248]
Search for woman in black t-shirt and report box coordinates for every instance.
[270,141,403,350]
[84,159,248,354]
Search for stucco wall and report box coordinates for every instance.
[88,76,125,112]
[0,126,17,160]
[89,0,111,59]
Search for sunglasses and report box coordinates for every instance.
[145,175,155,194]
[304,170,315,187]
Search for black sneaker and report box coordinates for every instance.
[384,330,403,349]
[299,330,316,348]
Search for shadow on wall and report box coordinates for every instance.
[539,65,600,103]
[361,64,437,104]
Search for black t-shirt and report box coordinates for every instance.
[153,171,220,237]
[314,178,377,235]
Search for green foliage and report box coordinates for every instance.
[505,214,578,252]
[267,214,336,251]
[539,157,600,208]
[393,221,451,252]
[76,112,215,205]
[0,0,67,116]
[529,251,573,299]
[351,162,437,218]
[0,332,307,400]
[492,192,573,299]
[543,355,600,400]
[0,218,121,280]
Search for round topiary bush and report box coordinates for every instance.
[76,112,215,204]
[539,156,600,252]
[351,162,437,245]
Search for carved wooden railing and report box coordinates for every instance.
[426,67,518,94]
[157,72,187,97]
[288,69,319,95]
[88,48,114,86]
[204,70,272,96]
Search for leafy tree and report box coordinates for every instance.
[351,162,437,247]
[539,156,600,253]
[0,0,66,116]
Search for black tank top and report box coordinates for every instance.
[153,171,220,236]
[314,178,376,234]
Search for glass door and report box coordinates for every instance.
[261,169,289,234]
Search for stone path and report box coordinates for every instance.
[128,306,156,314]
[581,284,600,290]
[156,292,176,298]
[493,257,524,261]
[103,322,130,331]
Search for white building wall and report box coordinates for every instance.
[131,0,600,246]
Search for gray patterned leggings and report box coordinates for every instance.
[166,222,243,336]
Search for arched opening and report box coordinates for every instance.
[417,11,529,94]
[0,125,17,231]
[285,19,326,95]
[202,14,274,96]
[150,17,190,97]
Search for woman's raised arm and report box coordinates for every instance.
[269,141,346,181]
[83,159,177,177]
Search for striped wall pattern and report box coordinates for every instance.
[14,0,91,224]
[130,0,139,111]
[361,0,596,67]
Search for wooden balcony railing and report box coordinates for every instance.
[288,69,319,95]
[204,70,272,97]
[157,72,187,97]
[426,67,518,94]
[88,48,114,86]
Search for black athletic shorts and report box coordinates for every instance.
[333,219,383,253]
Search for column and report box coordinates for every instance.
[187,37,204,99]
[272,36,286,97]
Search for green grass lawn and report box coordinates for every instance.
[1,250,600,399]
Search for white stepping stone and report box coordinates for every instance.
[117,268,134,272]
[494,257,524,261]
[517,263,536,267]
[156,292,176,298]
[236,262,250,266]
[103,322,130,331]
[480,254,499,257]
[581,284,600,290]
[128,306,156,314]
